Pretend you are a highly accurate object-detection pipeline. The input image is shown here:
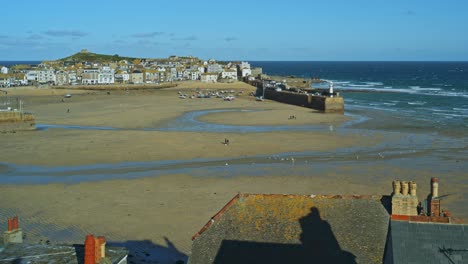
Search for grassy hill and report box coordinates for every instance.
[57,50,138,63]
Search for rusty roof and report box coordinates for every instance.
[190,193,390,264]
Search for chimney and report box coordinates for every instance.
[409,181,417,196]
[3,216,23,244]
[97,236,106,259]
[431,177,439,198]
[13,216,18,230]
[401,181,409,196]
[392,180,401,195]
[7,218,13,232]
[84,235,96,264]
[391,180,419,216]
[429,178,441,217]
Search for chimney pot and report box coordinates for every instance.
[7,218,13,232]
[392,180,401,195]
[401,181,409,196]
[409,181,417,196]
[13,216,18,230]
[431,178,439,198]
[98,236,106,259]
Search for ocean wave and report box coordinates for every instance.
[407,101,427,105]
[364,82,383,86]
[433,112,467,118]
[409,87,442,91]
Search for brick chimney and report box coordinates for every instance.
[84,234,96,264]
[3,216,23,244]
[84,234,106,264]
[391,180,418,216]
[429,178,441,217]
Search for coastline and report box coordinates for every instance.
[0,84,466,263]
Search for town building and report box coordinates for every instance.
[98,66,115,84]
[55,70,69,85]
[36,69,56,84]
[82,69,99,85]
[130,70,144,84]
[207,63,223,73]
[221,69,238,80]
[1,66,8,74]
[115,70,130,84]
[200,73,218,83]
[237,61,252,78]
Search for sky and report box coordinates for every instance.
[1,0,467,61]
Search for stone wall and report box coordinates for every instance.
[264,89,344,113]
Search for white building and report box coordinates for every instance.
[207,63,223,73]
[190,71,200,80]
[201,73,218,83]
[26,71,38,82]
[55,70,69,85]
[115,70,130,83]
[68,71,78,84]
[98,66,115,84]
[241,68,252,78]
[37,69,56,84]
[221,69,238,80]
[1,66,8,74]
[237,62,252,78]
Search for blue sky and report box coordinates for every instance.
[1,0,467,61]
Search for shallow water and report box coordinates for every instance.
[1,108,465,185]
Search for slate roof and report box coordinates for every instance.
[0,243,127,263]
[190,193,390,264]
[385,220,468,264]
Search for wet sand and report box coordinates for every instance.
[0,84,466,263]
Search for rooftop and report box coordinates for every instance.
[0,243,127,264]
[190,193,390,264]
[385,219,468,264]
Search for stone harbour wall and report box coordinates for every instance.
[264,89,344,113]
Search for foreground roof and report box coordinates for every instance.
[0,243,127,263]
[385,219,468,264]
[190,193,390,264]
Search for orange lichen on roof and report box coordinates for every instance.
[192,193,383,241]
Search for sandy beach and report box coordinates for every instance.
[0,82,466,263]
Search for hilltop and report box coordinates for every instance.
[56,49,138,63]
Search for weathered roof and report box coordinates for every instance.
[0,243,127,263]
[190,193,390,264]
[385,220,468,264]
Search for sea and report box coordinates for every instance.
[251,61,468,137]
[2,60,467,136]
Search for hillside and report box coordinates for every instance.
[57,50,138,63]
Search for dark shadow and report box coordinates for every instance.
[380,195,392,215]
[72,244,85,264]
[108,237,188,264]
[213,207,356,264]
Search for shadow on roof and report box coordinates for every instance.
[213,207,357,264]
[108,237,187,264]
